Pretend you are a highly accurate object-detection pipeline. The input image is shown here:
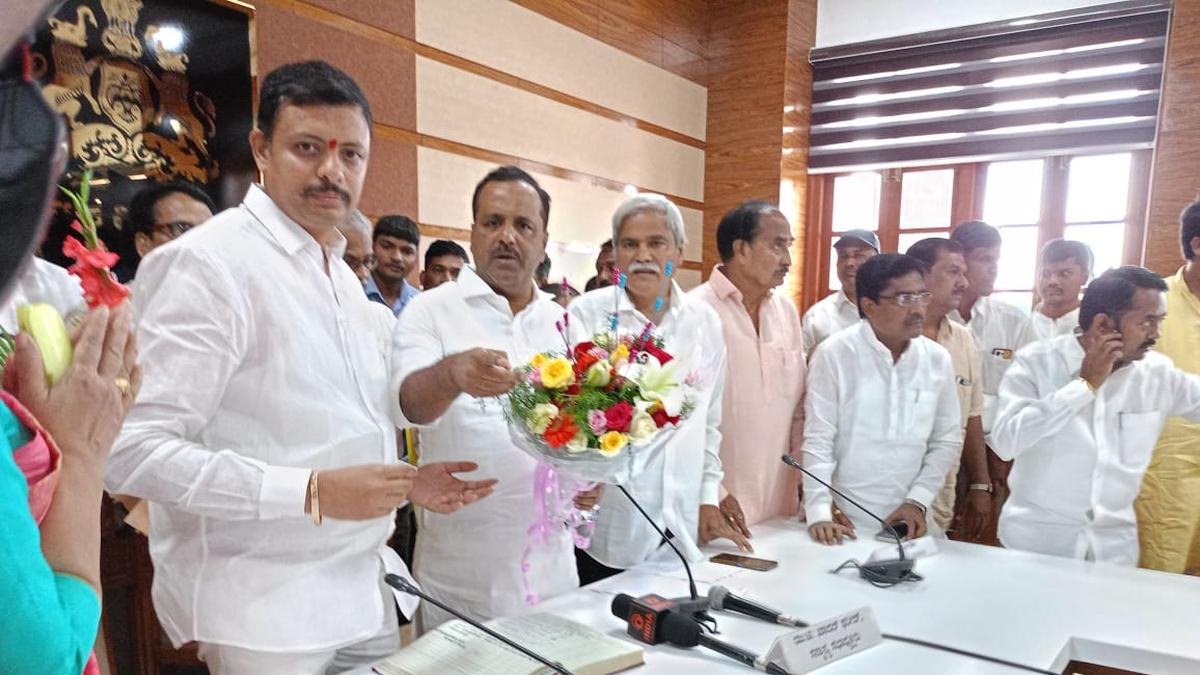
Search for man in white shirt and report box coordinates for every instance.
[106,61,494,675]
[992,266,1200,565]
[803,253,962,545]
[338,210,375,285]
[801,229,878,357]
[1031,238,1092,341]
[905,238,991,540]
[570,193,742,583]
[948,220,1034,543]
[393,166,584,628]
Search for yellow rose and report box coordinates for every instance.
[539,357,575,389]
[525,403,559,434]
[529,353,549,369]
[598,431,628,457]
[610,343,630,365]
[628,410,658,442]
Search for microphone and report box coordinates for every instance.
[707,585,806,628]
[384,573,574,675]
[612,595,790,674]
[780,455,919,586]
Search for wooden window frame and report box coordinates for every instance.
[802,150,1151,313]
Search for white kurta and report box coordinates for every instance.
[0,256,84,330]
[391,266,578,628]
[801,288,859,358]
[1029,306,1080,341]
[568,283,726,568]
[801,322,962,530]
[992,334,1200,565]
[107,185,404,651]
[949,296,1034,437]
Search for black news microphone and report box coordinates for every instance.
[612,595,790,674]
[708,585,806,628]
[384,573,574,675]
[780,454,919,586]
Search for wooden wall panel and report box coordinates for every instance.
[513,0,708,85]
[254,1,419,220]
[1144,1,1200,274]
[704,0,817,292]
[305,0,415,37]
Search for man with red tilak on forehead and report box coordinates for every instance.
[106,61,496,674]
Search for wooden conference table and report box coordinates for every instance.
[367,517,1200,674]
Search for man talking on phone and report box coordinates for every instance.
[992,267,1200,566]
[801,254,962,545]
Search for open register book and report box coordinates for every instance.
[374,613,644,675]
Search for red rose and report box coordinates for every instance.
[543,413,579,448]
[641,343,673,365]
[650,408,680,428]
[565,383,581,396]
[572,341,596,360]
[604,401,634,433]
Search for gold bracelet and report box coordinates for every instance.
[1077,376,1097,393]
[309,470,322,526]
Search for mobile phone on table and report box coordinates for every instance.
[710,553,778,571]
[875,521,908,542]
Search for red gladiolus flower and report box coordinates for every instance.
[572,341,595,360]
[604,401,634,433]
[543,413,579,448]
[573,351,600,377]
[641,343,673,365]
[62,235,130,309]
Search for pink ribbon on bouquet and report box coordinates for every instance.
[520,461,597,605]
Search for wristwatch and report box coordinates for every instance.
[968,483,994,493]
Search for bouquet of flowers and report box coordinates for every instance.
[506,326,697,484]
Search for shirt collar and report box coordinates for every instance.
[836,288,854,309]
[458,265,549,304]
[856,320,913,362]
[616,280,688,326]
[242,184,346,258]
[708,265,743,302]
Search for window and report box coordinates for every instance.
[804,150,1151,312]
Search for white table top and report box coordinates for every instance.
[523,518,1200,674]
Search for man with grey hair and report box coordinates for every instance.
[337,211,375,285]
[568,193,745,584]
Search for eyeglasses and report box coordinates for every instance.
[152,221,197,238]
[877,291,932,307]
[343,255,376,272]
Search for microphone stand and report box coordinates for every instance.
[780,455,919,586]
[616,485,699,600]
[384,573,575,675]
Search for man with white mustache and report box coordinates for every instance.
[568,193,741,584]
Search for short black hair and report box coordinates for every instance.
[598,239,613,251]
[855,253,927,319]
[536,255,552,281]
[127,180,216,236]
[257,61,372,139]
[950,220,1002,253]
[904,237,963,269]
[1040,238,1093,277]
[1180,199,1200,260]
[1079,266,1167,330]
[716,200,781,262]
[374,214,419,246]
[424,239,469,267]
[471,165,551,228]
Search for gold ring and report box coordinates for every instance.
[115,376,132,397]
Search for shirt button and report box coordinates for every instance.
[1085,508,1095,521]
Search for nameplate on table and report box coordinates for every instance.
[763,606,882,672]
